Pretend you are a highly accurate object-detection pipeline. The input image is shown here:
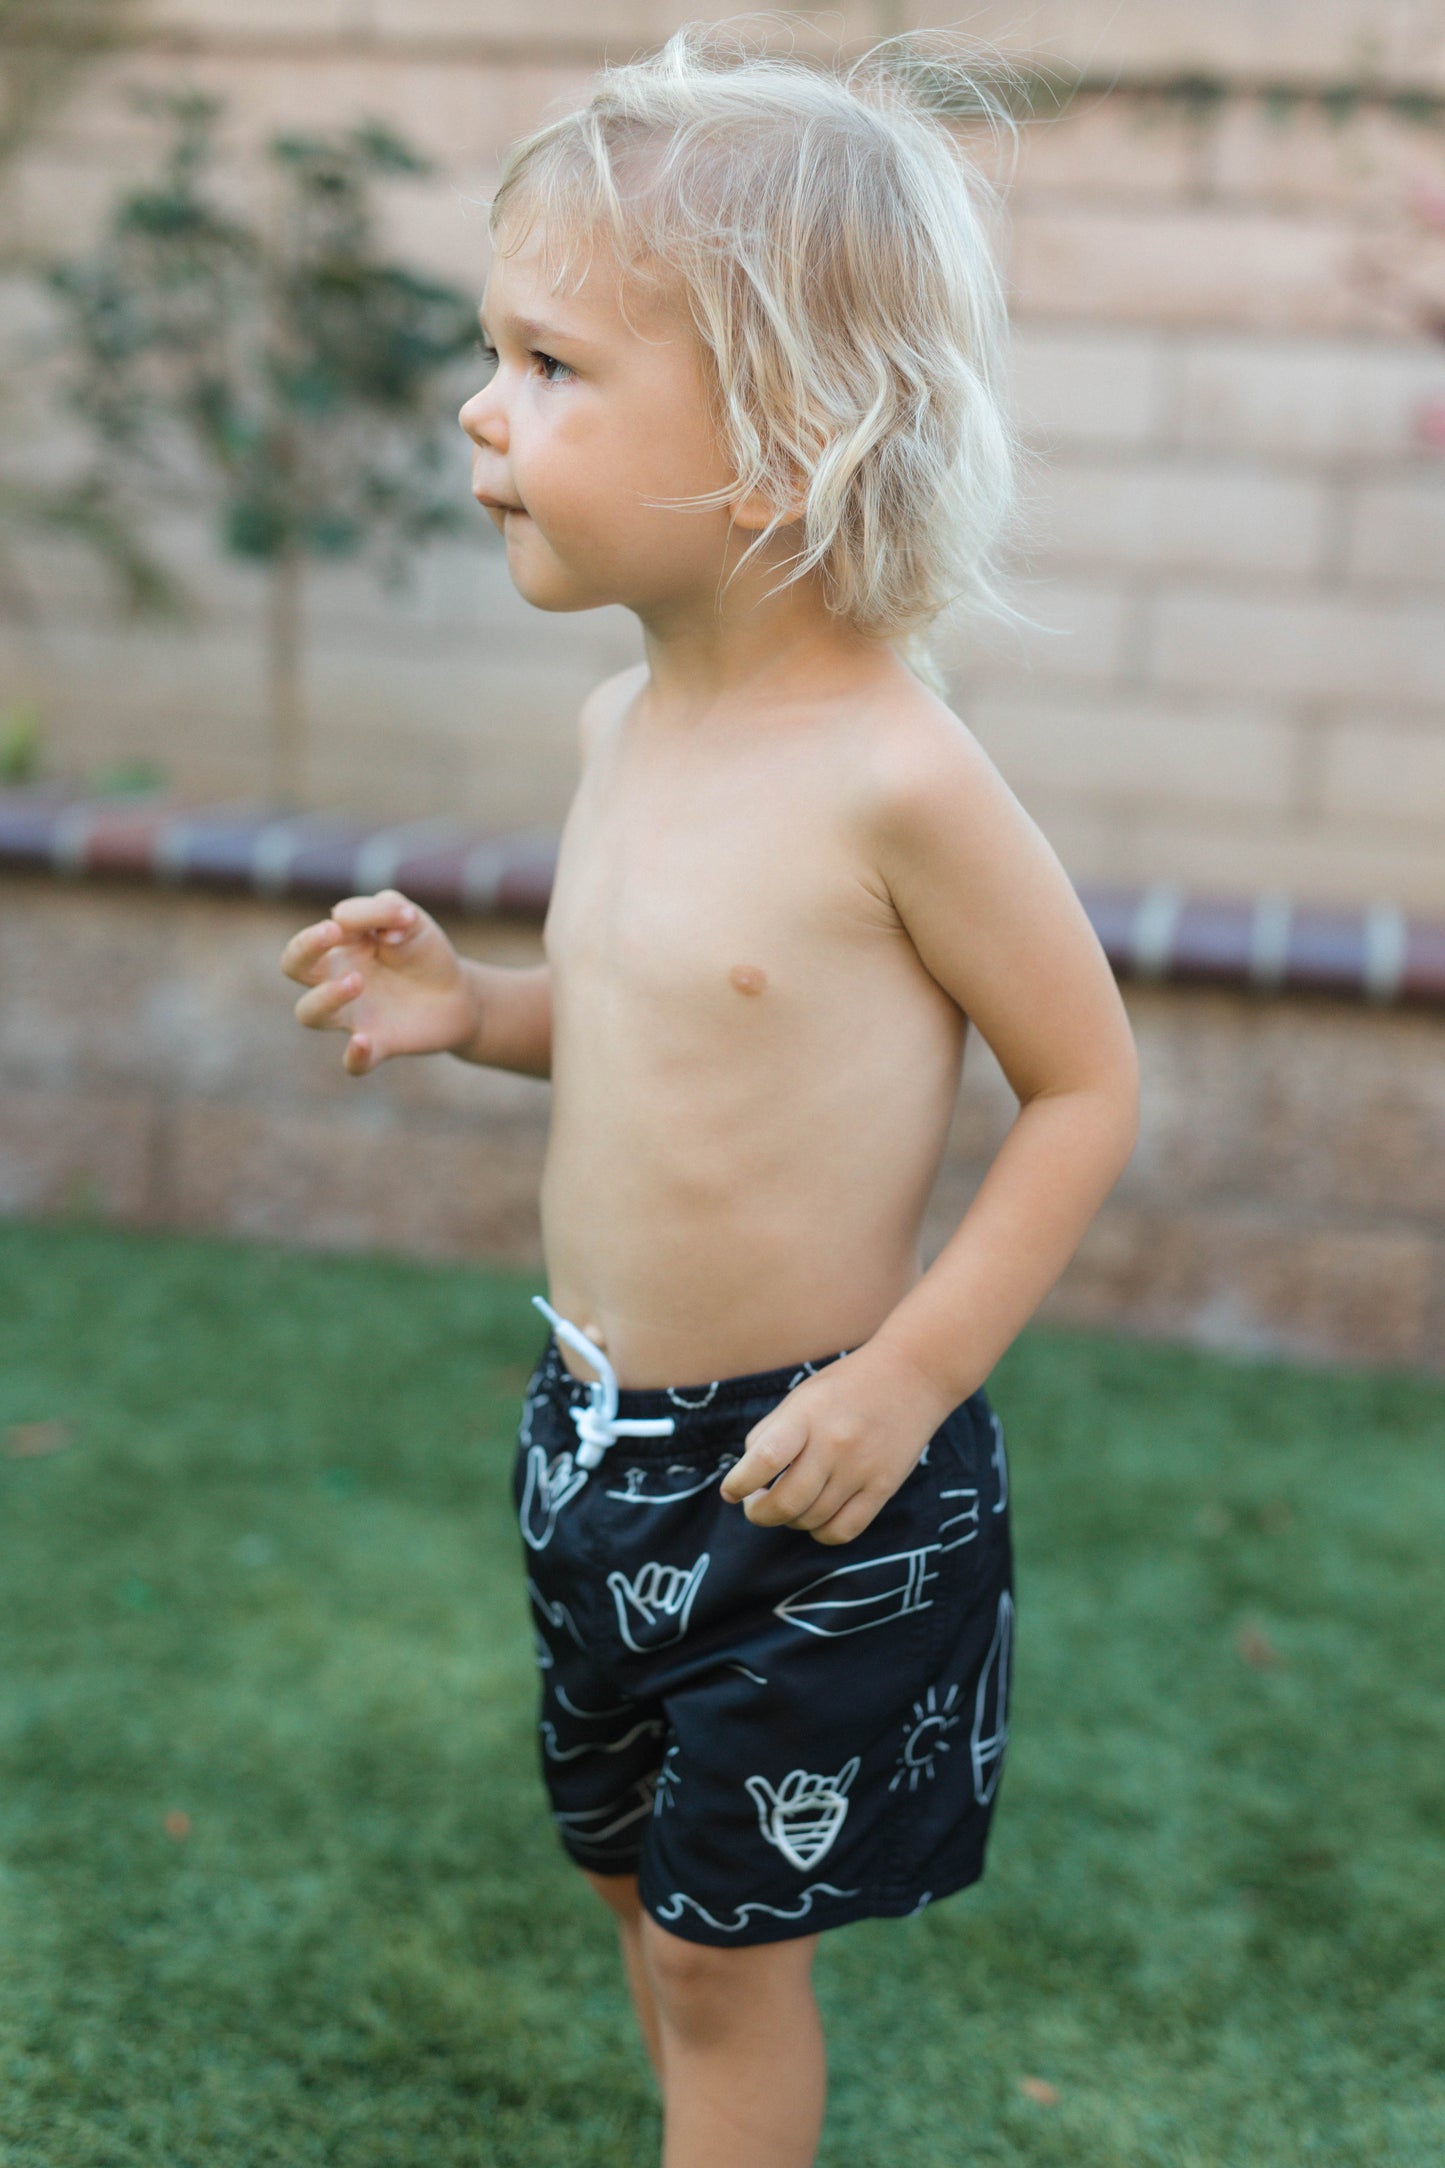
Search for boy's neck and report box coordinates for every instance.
[635,563,899,726]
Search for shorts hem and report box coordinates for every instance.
[636,1854,987,1949]
[560,1843,645,1879]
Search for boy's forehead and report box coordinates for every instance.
[483,216,685,347]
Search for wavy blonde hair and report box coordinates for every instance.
[488,19,1029,677]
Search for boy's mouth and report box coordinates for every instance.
[474,490,527,516]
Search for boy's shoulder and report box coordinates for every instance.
[576,663,649,764]
[841,665,1017,846]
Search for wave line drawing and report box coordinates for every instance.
[746,1758,860,1871]
[541,1716,665,1763]
[971,1590,1013,1804]
[555,1683,635,1722]
[520,1443,588,1550]
[653,1881,860,1934]
[555,1779,655,1854]
[608,1553,710,1652]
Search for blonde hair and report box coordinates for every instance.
[489,18,1029,679]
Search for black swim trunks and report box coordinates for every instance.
[513,1306,1014,1949]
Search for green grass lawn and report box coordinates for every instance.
[1,1219,1443,2167]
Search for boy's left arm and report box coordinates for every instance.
[722,714,1142,1546]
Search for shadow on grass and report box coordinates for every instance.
[2,1220,1443,2167]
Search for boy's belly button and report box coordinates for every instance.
[728,963,767,995]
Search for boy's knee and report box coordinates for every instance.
[640,1916,814,2039]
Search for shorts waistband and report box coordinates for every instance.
[530,1295,855,1464]
[537,1331,853,1418]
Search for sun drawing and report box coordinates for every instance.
[889,1683,961,1793]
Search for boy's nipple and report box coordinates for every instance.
[728,963,768,996]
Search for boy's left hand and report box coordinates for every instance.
[719,1343,955,1546]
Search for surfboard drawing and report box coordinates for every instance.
[604,1457,737,1505]
[971,1590,1013,1804]
[773,1500,979,1640]
[989,1411,1009,1512]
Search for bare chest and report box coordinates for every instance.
[544,745,885,1021]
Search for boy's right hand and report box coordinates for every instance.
[280,889,477,1076]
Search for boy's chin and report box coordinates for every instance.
[508,568,625,616]
[503,539,619,615]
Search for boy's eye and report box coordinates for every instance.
[533,350,574,385]
[475,339,499,379]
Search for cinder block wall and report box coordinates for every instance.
[3,1,1444,906]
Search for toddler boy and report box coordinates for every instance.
[282,27,1139,2166]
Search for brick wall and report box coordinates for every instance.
[3,1,1445,906]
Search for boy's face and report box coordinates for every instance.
[460,214,744,618]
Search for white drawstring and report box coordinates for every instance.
[532,1296,678,1470]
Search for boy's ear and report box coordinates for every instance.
[728,474,806,532]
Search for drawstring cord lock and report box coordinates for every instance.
[532,1296,678,1470]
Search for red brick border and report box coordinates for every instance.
[3,787,1442,1007]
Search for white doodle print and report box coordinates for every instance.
[604,1456,738,1506]
[746,1758,861,1872]
[726,1662,768,1687]
[526,1576,586,1651]
[653,1745,682,1814]
[532,1631,553,1670]
[540,1716,665,1763]
[939,1488,981,1549]
[889,1684,962,1793]
[654,1882,860,1934]
[555,1683,634,1722]
[608,1553,711,1653]
[554,1779,656,1855]
[520,1443,588,1551]
[665,1379,720,1411]
[907,1891,933,1916]
[971,1591,1012,1805]
[989,1411,1008,1512]
[774,1495,979,1640]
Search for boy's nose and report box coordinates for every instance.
[458,387,506,452]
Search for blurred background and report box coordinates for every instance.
[3,0,1443,1369]
[4,11,1445,2165]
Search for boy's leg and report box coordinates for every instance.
[641,1916,825,2168]
[583,1869,664,2083]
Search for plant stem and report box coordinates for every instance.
[266,537,305,807]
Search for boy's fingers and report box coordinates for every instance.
[330,890,419,939]
[719,1411,809,1502]
[809,1491,878,1547]
[293,972,363,1030]
[279,920,343,983]
[742,1448,830,1527]
[343,1032,378,1076]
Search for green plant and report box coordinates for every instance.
[0,695,41,780]
[45,90,484,804]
